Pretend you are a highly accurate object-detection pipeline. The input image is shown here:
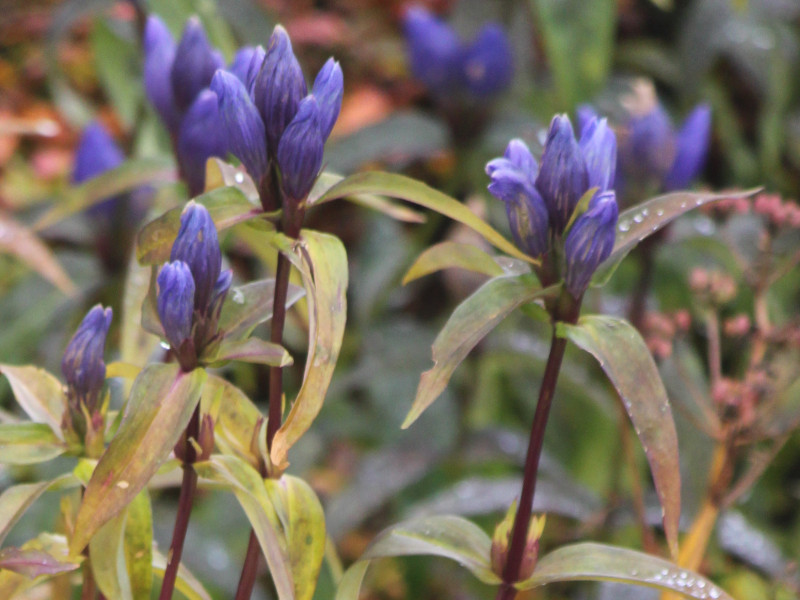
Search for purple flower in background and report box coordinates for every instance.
[72,122,124,185]
[563,191,618,298]
[212,25,343,205]
[170,18,225,113]
[61,305,113,411]
[403,6,513,100]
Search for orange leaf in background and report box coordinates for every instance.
[330,84,394,138]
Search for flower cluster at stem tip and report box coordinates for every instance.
[402,5,513,99]
[211,25,344,211]
[156,202,231,370]
[486,114,619,299]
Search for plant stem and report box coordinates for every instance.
[80,558,97,600]
[495,300,577,600]
[158,407,200,600]
[235,225,299,600]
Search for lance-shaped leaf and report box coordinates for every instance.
[136,185,269,266]
[516,542,733,599]
[90,505,132,600]
[119,252,160,395]
[206,375,263,467]
[71,364,206,553]
[0,423,65,464]
[34,157,175,231]
[218,278,305,340]
[308,173,425,223]
[403,275,553,428]
[402,241,506,285]
[0,475,79,547]
[0,533,79,597]
[317,172,536,264]
[0,365,66,438]
[334,515,499,600]
[203,337,292,367]
[195,455,294,600]
[558,315,680,558]
[124,490,153,600]
[0,547,78,578]
[265,475,326,600]
[594,188,760,285]
[0,212,75,295]
[152,549,211,600]
[270,230,348,470]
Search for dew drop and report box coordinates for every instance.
[656,209,665,217]
[160,341,171,350]
[232,289,245,304]
[708,587,721,599]
[619,221,631,232]
[633,214,644,224]
[680,202,688,209]
[234,172,245,184]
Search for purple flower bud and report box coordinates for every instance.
[72,122,124,184]
[486,139,537,184]
[177,89,228,197]
[487,167,550,257]
[311,58,344,141]
[170,202,222,313]
[143,16,180,134]
[564,191,618,298]
[663,104,711,191]
[619,103,675,186]
[576,104,599,136]
[242,45,267,94]
[209,268,233,313]
[403,6,461,96]
[277,95,324,202]
[535,115,589,234]
[579,117,617,192]
[229,46,260,85]
[253,26,308,154]
[61,305,112,407]
[157,261,195,350]
[460,24,513,98]
[211,70,268,184]
[170,17,225,113]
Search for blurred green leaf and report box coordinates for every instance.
[71,364,206,553]
[559,316,681,558]
[0,475,79,546]
[0,546,78,578]
[207,375,263,468]
[90,504,132,600]
[403,276,553,428]
[0,365,66,439]
[204,337,293,367]
[0,423,65,465]
[91,18,141,128]
[309,173,426,223]
[270,230,348,471]
[34,158,175,232]
[402,241,505,285]
[0,533,79,598]
[218,278,305,341]
[124,491,153,600]
[517,542,733,599]
[266,475,326,600]
[318,172,536,264]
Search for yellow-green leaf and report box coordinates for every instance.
[208,375,263,468]
[0,365,66,438]
[0,422,65,464]
[71,364,206,553]
[124,491,153,600]
[204,338,293,367]
[218,278,305,340]
[0,475,78,547]
[402,241,505,285]
[90,506,132,600]
[270,230,348,470]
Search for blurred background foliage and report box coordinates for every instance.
[1,0,800,598]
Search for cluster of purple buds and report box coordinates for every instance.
[156,202,232,370]
[579,82,711,199]
[61,305,113,421]
[402,6,513,100]
[143,16,231,196]
[486,114,619,299]
[211,25,343,213]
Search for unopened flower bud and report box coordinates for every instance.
[170,17,225,113]
[403,6,461,97]
[487,166,549,257]
[579,117,616,192]
[170,202,222,313]
[73,122,124,185]
[157,261,195,351]
[253,25,308,154]
[61,305,113,411]
[663,104,711,191]
[311,58,344,140]
[459,24,513,98]
[277,95,324,202]
[563,190,618,298]
[177,89,227,197]
[143,15,180,134]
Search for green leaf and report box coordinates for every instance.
[204,337,293,367]
[270,230,348,470]
[0,533,79,598]
[207,375,263,468]
[195,455,294,600]
[595,188,761,285]
[403,276,553,428]
[124,491,153,600]
[71,364,206,553]
[34,158,175,232]
[309,173,425,223]
[90,505,132,600]
[317,172,536,265]
[152,549,211,600]
[136,185,268,266]
[91,17,140,128]
[0,212,76,295]
[266,475,326,600]
[402,242,505,285]
[0,547,78,578]
[559,316,681,558]
[531,0,616,108]
[0,475,79,546]
[517,542,733,599]
[334,515,499,600]
[218,278,305,340]
[0,365,66,438]
[0,423,65,464]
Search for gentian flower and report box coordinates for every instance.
[212,25,343,208]
[72,122,125,218]
[403,6,513,100]
[157,261,195,351]
[487,114,619,296]
[143,15,228,195]
[62,305,113,413]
